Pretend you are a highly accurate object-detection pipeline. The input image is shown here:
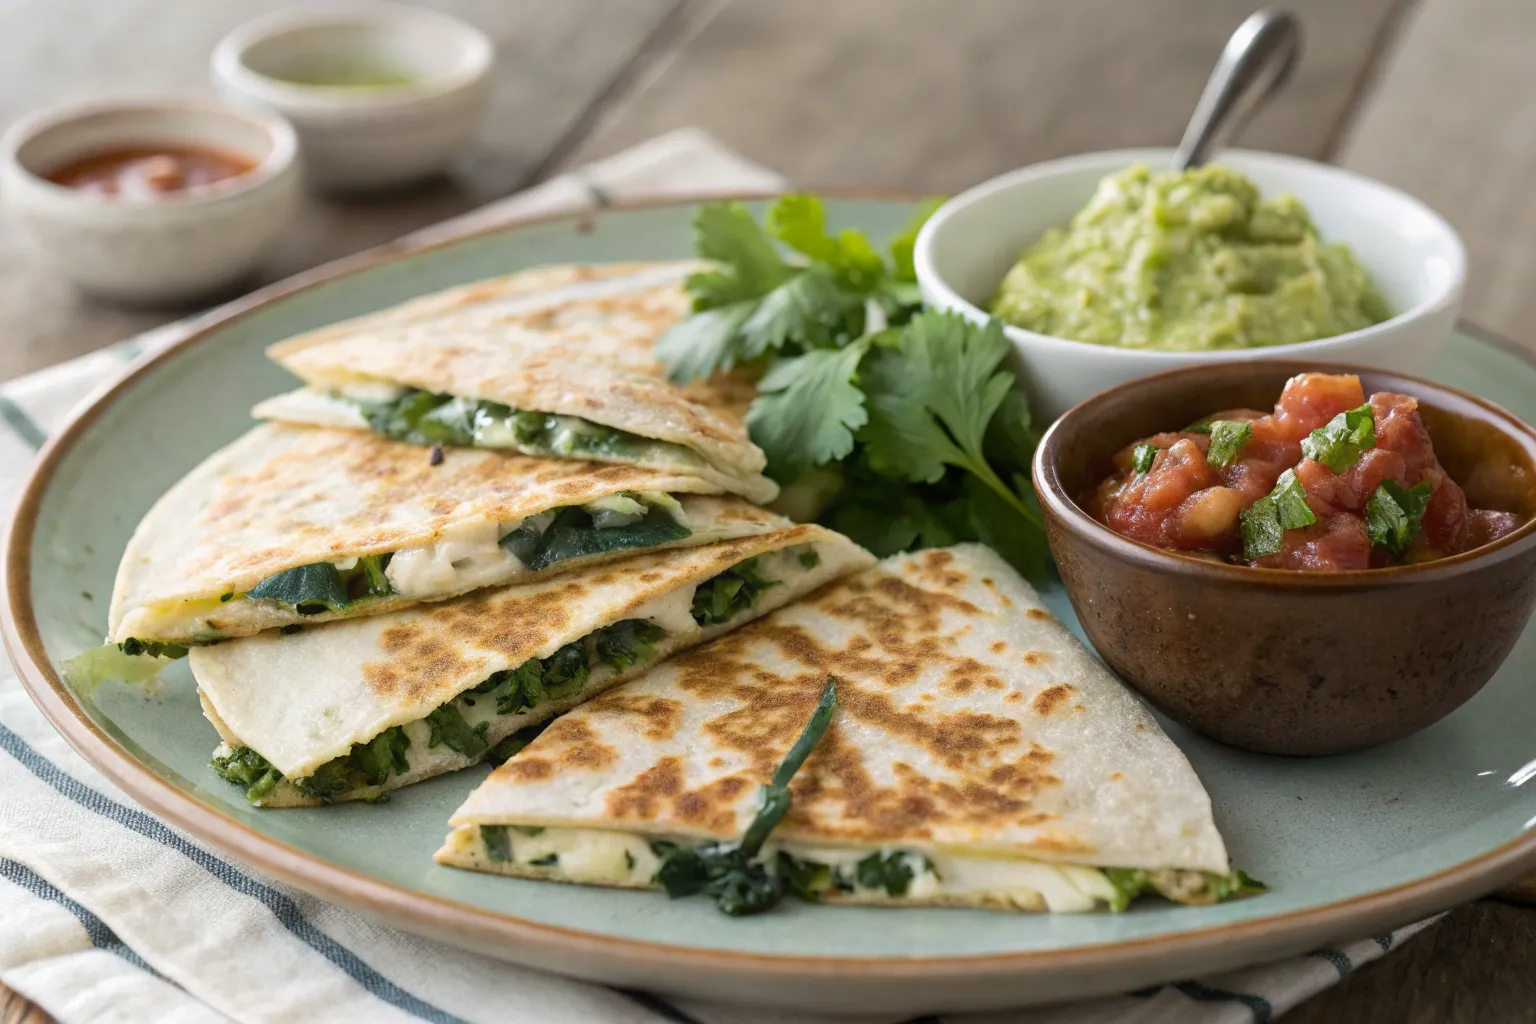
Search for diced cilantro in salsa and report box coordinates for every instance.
[1239,469,1317,560]
[1301,403,1376,473]
[1204,420,1253,468]
[1366,479,1434,558]
[1131,444,1158,475]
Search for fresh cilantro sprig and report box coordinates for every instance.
[656,196,938,382]
[658,196,1049,581]
[1366,479,1433,558]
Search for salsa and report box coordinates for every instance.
[1091,372,1524,571]
[990,164,1391,351]
[48,145,256,198]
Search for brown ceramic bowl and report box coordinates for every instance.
[1032,360,1536,755]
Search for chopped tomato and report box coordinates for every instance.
[1091,372,1526,571]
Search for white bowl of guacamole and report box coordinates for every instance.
[915,148,1465,418]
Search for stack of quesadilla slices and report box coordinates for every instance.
[436,544,1254,915]
[84,262,877,806]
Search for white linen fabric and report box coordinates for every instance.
[0,127,1437,1024]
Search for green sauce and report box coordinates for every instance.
[989,163,1391,351]
[271,60,418,90]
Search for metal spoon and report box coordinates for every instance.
[1174,8,1303,170]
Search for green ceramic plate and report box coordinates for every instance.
[8,198,1536,1015]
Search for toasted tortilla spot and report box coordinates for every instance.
[587,692,683,742]
[1109,772,1124,781]
[1031,683,1075,716]
[541,718,618,771]
[1023,650,1053,667]
[990,640,1008,654]
[606,756,685,820]
[504,758,554,781]
[1025,608,1050,621]
[1004,690,1023,703]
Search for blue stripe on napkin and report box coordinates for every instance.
[1174,980,1274,1023]
[0,393,45,451]
[0,856,158,975]
[0,721,468,1024]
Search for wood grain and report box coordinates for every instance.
[0,0,682,381]
[0,985,48,1024]
[564,0,1403,192]
[1286,902,1536,1024]
[1338,0,1536,352]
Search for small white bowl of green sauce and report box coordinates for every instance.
[915,149,1465,418]
[212,2,493,192]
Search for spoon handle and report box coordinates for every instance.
[1174,8,1303,171]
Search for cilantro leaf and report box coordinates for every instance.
[1182,421,1214,434]
[1205,420,1253,468]
[655,301,757,382]
[1132,444,1158,475]
[1239,469,1317,560]
[1271,469,1318,529]
[746,342,869,479]
[1301,403,1376,473]
[1366,478,1434,558]
[887,197,945,283]
[767,195,887,292]
[736,266,866,358]
[688,202,792,309]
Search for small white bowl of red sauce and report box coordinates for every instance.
[0,98,300,304]
[211,3,492,192]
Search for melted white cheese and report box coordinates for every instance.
[256,389,370,430]
[494,828,660,886]
[385,520,522,598]
[488,828,1121,912]
[624,585,699,635]
[334,381,408,404]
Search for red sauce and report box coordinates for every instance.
[1092,372,1525,571]
[47,145,256,198]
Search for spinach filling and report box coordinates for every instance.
[499,502,691,572]
[244,554,395,615]
[353,387,665,461]
[212,725,411,804]
[690,556,780,628]
[647,677,840,916]
[117,638,189,660]
[211,617,670,804]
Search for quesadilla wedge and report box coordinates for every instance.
[252,261,777,503]
[194,525,873,807]
[437,544,1256,915]
[108,422,786,648]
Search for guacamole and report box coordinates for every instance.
[990,163,1390,351]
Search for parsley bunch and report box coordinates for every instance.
[657,197,1049,580]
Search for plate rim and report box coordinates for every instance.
[6,192,1536,981]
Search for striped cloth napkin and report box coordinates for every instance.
[0,128,1440,1024]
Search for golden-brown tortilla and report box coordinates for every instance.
[439,544,1229,890]
[193,525,874,806]
[109,422,784,643]
[255,261,775,501]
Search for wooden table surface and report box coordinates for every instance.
[4,1,1536,1020]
